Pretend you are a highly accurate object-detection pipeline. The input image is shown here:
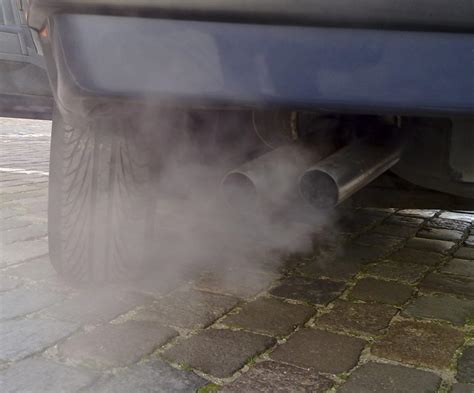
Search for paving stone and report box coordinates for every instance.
[0,357,98,393]
[350,277,413,305]
[42,289,150,324]
[221,297,314,337]
[0,238,48,267]
[457,346,474,383]
[426,218,471,232]
[4,255,56,281]
[388,247,444,266]
[355,232,404,249]
[337,211,385,234]
[336,243,388,264]
[89,359,206,393]
[59,321,176,368]
[372,320,464,369]
[0,287,64,320]
[441,258,474,278]
[406,237,455,254]
[220,361,334,393]
[1,223,47,244]
[465,235,474,247]
[439,212,474,223]
[418,227,464,242]
[456,247,474,260]
[270,277,345,305]
[163,328,275,378]
[0,275,20,292]
[194,269,276,299]
[316,300,397,335]
[402,294,474,325]
[420,273,474,299]
[0,216,31,231]
[270,328,365,373]
[364,260,429,284]
[397,209,439,218]
[133,288,239,329]
[0,318,78,361]
[387,215,425,227]
[451,383,474,393]
[338,362,441,393]
[297,256,361,281]
[373,223,419,238]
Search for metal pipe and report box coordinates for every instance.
[299,137,403,208]
[221,144,331,212]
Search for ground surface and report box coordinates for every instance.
[0,118,473,393]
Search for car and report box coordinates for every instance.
[1,0,473,283]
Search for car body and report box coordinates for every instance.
[1,0,473,282]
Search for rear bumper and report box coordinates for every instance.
[45,14,474,115]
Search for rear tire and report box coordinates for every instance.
[48,108,155,283]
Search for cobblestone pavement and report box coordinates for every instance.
[1,118,473,393]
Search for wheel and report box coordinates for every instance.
[48,108,156,283]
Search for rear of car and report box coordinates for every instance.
[1,0,473,283]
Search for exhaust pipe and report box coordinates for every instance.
[299,136,403,208]
[221,144,332,212]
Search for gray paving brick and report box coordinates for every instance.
[388,247,444,266]
[397,209,438,218]
[270,277,345,305]
[0,217,31,231]
[335,243,388,264]
[0,318,78,361]
[42,289,150,324]
[403,294,474,325]
[0,357,98,393]
[337,211,385,234]
[372,320,464,369]
[386,215,424,227]
[451,383,474,393]
[220,361,334,392]
[296,255,361,280]
[0,223,47,245]
[194,269,276,299]
[221,297,314,337]
[338,362,441,393]
[350,277,413,305]
[426,218,471,232]
[456,247,474,260]
[406,237,455,254]
[457,346,474,383]
[373,223,419,238]
[354,232,404,249]
[4,255,56,281]
[316,300,397,335]
[421,273,474,299]
[89,359,206,393]
[0,275,20,292]
[441,258,474,278]
[59,321,176,368]
[133,288,239,330]
[465,236,474,247]
[163,328,275,378]
[270,328,365,373]
[0,287,64,320]
[0,238,48,267]
[439,212,474,223]
[418,227,464,242]
[364,260,429,284]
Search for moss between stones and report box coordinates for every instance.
[197,383,220,393]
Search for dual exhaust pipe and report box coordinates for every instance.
[221,135,403,211]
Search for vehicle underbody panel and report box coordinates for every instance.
[47,14,473,115]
